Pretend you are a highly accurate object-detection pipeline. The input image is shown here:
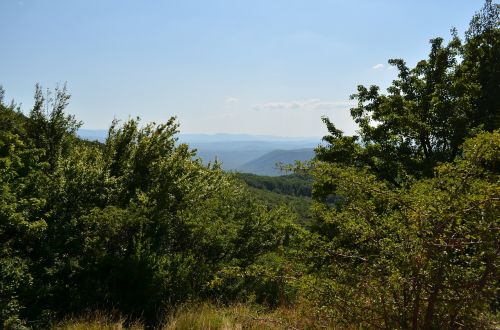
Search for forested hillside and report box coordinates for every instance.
[1,1,499,329]
[237,149,315,176]
[236,173,312,197]
[235,173,313,224]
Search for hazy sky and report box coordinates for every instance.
[1,0,484,136]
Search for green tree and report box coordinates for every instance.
[316,1,499,184]
[0,87,48,328]
[26,83,81,171]
[307,2,500,328]
[462,0,500,132]
[307,131,499,329]
[0,85,301,327]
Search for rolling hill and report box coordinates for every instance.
[237,148,315,176]
[77,130,320,173]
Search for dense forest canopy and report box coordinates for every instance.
[0,1,498,329]
[235,173,312,197]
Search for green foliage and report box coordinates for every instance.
[317,1,500,184]
[235,173,312,197]
[308,131,499,328]
[0,86,299,328]
[235,173,312,225]
[244,186,312,226]
[1,3,498,329]
[27,83,82,170]
[307,4,500,327]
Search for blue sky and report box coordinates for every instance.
[0,0,484,136]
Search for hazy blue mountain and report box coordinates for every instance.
[189,139,319,170]
[195,149,270,169]
[77,130,321,171]
[237,148,315,176]
[181,134,320,170]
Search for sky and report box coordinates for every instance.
[0,0,485,137]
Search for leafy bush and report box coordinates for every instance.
[0,87,299,328]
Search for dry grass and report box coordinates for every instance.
[164,303,240,330]
[53,311,143,330]
[54,302,343,329]
[164,302,341,330]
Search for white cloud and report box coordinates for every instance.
[372,63,384,70]
[225,97,240,104]
[254,99,354,111]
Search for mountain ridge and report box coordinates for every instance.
[238,148,315,176]
[77,129,319,174]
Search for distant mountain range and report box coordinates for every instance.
[238,148,315,176]
[78,129,321,176]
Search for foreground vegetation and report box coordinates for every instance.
[1,1,499,329]
[54,303,342,330]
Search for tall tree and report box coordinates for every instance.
[27,83,81,170]
[316,1,499,184]
[308,2,500,328]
